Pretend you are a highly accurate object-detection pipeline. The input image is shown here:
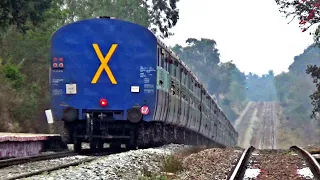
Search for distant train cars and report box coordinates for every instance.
[49,17,238,151]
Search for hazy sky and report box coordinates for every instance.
[162,0,316,76]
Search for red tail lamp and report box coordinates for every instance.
[140,106,149,115]
[52,57,64,69]
[100,98,108,107]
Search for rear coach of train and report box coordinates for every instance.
[49,17,238,151]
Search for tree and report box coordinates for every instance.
[306,65,320,118]
[63,0,179,38]
[214,61,236,94]
[275,0,320,43]
[172,38,221,86]
[276,0,320,118]
[184,38,220,66]
[245,71,278,101]
[0,0,55,33]
[171,38,247,121]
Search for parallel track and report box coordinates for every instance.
[1,148,125,180]
[0,151,77,169]
[4,157,97,180]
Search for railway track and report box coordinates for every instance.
[236,101,278,149]
[4,157,96,180]
[0,151,77,168]
[229,146,320,180]
[0,149,116,180]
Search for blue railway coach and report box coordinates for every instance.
[50,17,238,151]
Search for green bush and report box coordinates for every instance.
[2,64,25,89]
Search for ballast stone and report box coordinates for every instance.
[23,144,189,180]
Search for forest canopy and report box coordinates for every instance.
[276,0,320,119]
[0,0,181,132]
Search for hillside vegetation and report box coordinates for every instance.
[0,0,247,133]
[245,45,320,145]
[171,39,248,121]
[0,0,319,138]
[0,0,179,132]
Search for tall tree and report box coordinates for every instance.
[63,0,179,38]
[0,0,55,33]
[306,65,320,118]
[172,38,220,86]
[245,71,278,101]
[276,0,320,118]
[275,0,320,43]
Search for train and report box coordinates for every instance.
[49,17,238,151]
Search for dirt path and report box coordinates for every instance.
[233,101,253,130]
[234,102,257,148]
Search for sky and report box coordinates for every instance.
[162,0,316,76]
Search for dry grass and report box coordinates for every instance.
[161,155,184,173]
[174,146,208,158]
[138,146,209,180]
[0,78,49,133]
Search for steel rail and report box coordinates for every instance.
[229,146,255,180]
[3,157,97,180]
[0,151,77,168]
[290,146,320,179]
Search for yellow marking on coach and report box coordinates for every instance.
[91,44,118,84]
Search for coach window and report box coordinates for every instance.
[157,47,161,66]
[169,58,172,75]
[185,69,188,85]
[171,83,175,95]
[190,78,193,93]
[183,68,186,85]
[178,90,181,115]
[177,87,181,98]
[180,66,184,84]
[160,48,165,68]
[182,69,185,85]
[186,71,189,88]
[212,101,215,111]
[191,79,194,93]
[162,51,167,69]
[195,81,198,95]
[185,72,188,88]
[195,83,198,97]
[165,53,170,71]
[194,80,197,95]
[172,60,177,77]
[175,61,180,79]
